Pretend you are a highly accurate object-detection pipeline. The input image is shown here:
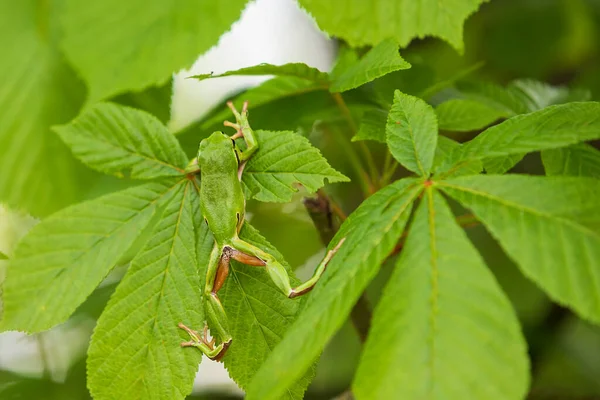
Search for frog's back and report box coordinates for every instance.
[198,133,245,245]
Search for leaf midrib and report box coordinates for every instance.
[437,180,600,310]
[425,188,440,396]
[91,181,191,399]
[142,181,190,397]
[62,122,185,175]
[437,181,600,237]
[230,266,296,399]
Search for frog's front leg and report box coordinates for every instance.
[229,237,346,298]
[224,101,258,162]
[179,244,234,361]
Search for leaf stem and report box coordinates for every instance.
[387,213,480,258]
[303,190,338,245]
[323,123,374,197]
[380,151,400,187]
[382,151,393,176]
[331,92,378,193]
[329,197,348,222]
[381,160,400,187]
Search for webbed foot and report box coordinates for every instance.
[178,322,232,362]
[224,101,249,139]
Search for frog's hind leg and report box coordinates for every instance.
[179,244,233,362]
[229,237,345,298]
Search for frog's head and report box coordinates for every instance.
[197,131,238,169]
[198,131,232,152]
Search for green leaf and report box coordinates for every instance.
[61,0,248,102]
[386,91,438,176]
[432,136,482,176]
[115,79,175,125]
[190,63,329,84]
[455,80,528,116]
[196,77,328,132]
[330,45,359,78]
[0,377,77,400]
[242,130,349,202]
[88,181,207,400]
[508,79,591,112]
[455,79,589,117]
[440,175,600,323]
[74,282,118,321]
[55,103,188,179]
[220,223,312,398]
[0,1,86,217]
[329,39,411,92]
[440,102,600,175]
[436,99,508,132]
[451,80,591,174]
[0,181,179,333]
[299,0,488,51]
[417,62,484,100]
[483,154,526,174]
[245,178,422,400]
[352,108,388,143]
[542,144,600,178]
[354,189,529,399]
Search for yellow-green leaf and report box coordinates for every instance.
[354,189,529,399]
[440,175,600,323]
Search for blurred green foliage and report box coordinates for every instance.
[1,0,600,398]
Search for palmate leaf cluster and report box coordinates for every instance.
[242,88,600,398]
[1,1,600,400]
[0,98,346,399]
[193,54,600,399]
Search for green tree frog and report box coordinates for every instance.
[178,102,345,361]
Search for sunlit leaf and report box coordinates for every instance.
[440,175,600,323]
[386,91,438,176]
[432,136,482,176]
[0,181,180,332]
[455,80,527,115]
[542,144,600,178]
[242,130,349,202]
[88,181,207,400]
[0,1,86,217]
[61,0,248,102]
[440,102,600,175]
[354,189,529,400]
[245,178,422,400]
[330,39,410,92]
[352,108,388,143]
[299,0,488,51]
[221,223,313,399]
[190,63,329,84]
[436,99,507,131]
[56,103,188,179]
